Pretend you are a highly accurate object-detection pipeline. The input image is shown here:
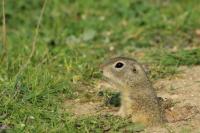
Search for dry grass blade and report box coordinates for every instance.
[1,0,7,61]
[16,0,48,76]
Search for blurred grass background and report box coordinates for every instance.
[0,0,200,132]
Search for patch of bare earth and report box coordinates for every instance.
[151,66,200,133]
[64,99,118,116]
[64,66,200,132]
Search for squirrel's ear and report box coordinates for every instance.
[132,65,137,73]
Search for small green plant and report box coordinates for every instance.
[98,90,121,107]
[73,115,144,133]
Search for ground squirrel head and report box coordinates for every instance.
[101,57,149,89]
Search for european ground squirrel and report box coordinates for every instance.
[100,57,164,126]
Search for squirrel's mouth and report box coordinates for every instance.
[101,74,114,84]
[101,70,122,89]
[102,74,123,90]
[102,75,111,83]
[101,76,120,91]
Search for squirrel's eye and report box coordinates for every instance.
[115,62,124,68]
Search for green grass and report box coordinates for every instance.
[146,48,200,66]
[1,0,200,132]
